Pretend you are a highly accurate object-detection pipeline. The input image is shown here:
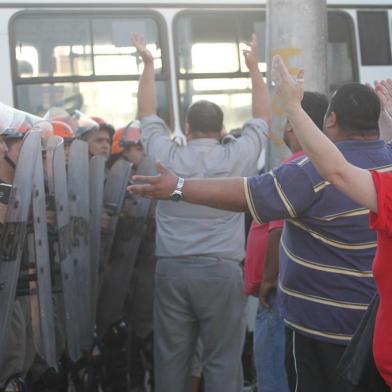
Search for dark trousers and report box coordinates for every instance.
[285,328,358,392]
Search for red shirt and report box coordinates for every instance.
[244,151,303,297]
[370,171,392,389]
[244,221,270,296]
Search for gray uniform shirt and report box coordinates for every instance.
[141,115,268,261]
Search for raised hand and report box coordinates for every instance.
[127,161,177,199]
[131,32,154,64]
[375,79,392,117]
[243,34,259,72]
[271,55,304,114]
[373,79,392,142]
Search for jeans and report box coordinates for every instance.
[254,291,290,392]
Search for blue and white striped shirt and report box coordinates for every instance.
[245,140,392,345]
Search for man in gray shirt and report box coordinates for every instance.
[131,33,271,392]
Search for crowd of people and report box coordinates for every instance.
[129,33,392,392]
[0,29,391,392]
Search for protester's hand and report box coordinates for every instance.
[127,161,177,199]
[374,79,392,118]
[259,280,276,309]
[243,34,259,72]
[271,55,304,114]
[131,32,154,65]
[370,79,392,141]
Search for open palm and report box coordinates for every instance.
[131,32,154,64]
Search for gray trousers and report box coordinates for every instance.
[154,257,247,392]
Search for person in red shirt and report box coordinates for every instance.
[270,56,392,390]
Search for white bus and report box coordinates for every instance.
[1,0,392,133]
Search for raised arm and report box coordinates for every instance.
[375,79,392,142]
[132,33,156,118]
[272,55,378,212]
[243,34,271,123]
[128,161,249,212]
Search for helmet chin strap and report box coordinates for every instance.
[5,154,16,169]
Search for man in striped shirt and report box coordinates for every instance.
[129,83,392,392]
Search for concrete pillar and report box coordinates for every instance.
[266,0,328,169]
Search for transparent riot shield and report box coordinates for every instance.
[89,156,106,338]
[46,135,81,362]
[67,139,92,352]
[0,130,42,368]
[44,107,98,139]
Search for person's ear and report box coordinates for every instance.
[220,127,228,138]
[324,111,337,129]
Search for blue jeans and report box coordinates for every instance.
[254,292,290,392]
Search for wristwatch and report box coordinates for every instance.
[169,176,185,201]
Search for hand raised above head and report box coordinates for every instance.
[127,161,178,200]
[271,55,304,114]
[372,79,392,142]
[242,33,259,72]
[131,32,154,65]
[374,79,392,118]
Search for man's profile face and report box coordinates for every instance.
[123,144,145,166]
[87,129,111,159]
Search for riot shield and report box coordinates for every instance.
[46,135,81,362]
[97,158,153,335]
[0,131,41,368]
[0,102,51,134]
[67,139,92,352]
[31,146,57,369]
[88,155,105,336]
[44,107,98,139]
[97,197,152,335]
[99,158,132,276]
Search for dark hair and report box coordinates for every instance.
[301,92,328,129]
[99,124,115,139]
[186,100,224,134]
[327,83,380,136]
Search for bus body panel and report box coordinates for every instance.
[0,1,391,131]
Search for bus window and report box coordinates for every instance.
[175,12,266,133]
[15,46,38,77]
[92,18,163,75]
[15,80,170,127]
[175,11,356,131]
[11,13,170,127]
[357,11,391,66]
[14,16,93,78]
[328,11,357,91]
